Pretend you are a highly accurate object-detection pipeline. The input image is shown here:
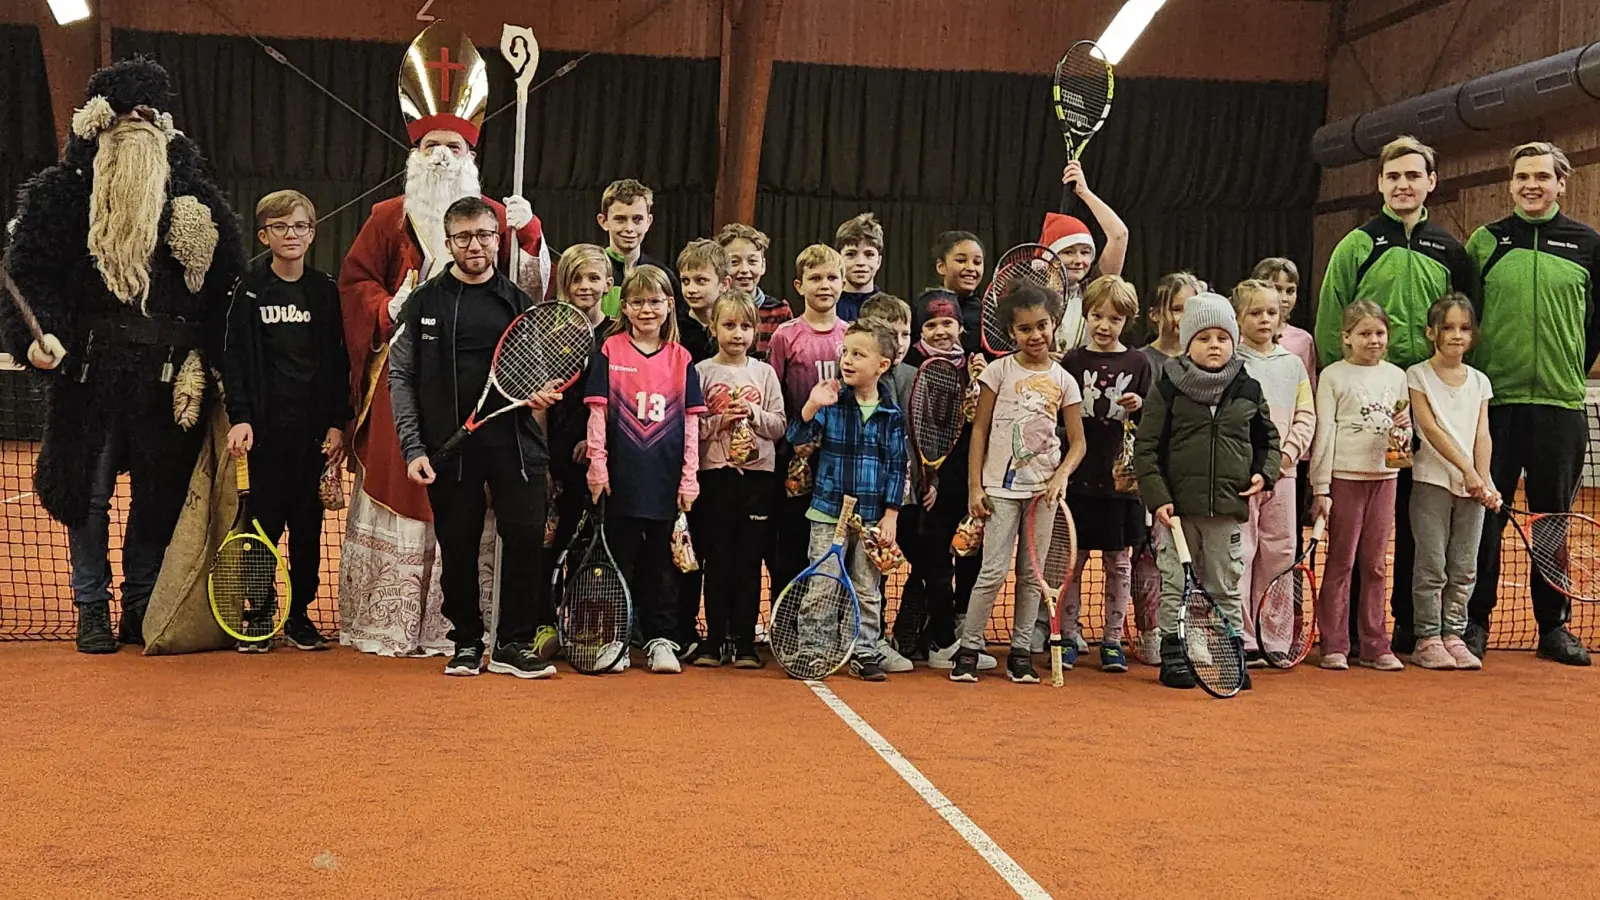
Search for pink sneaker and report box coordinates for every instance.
[1360,652,1405,671]
[1319,652,1349,670]
[1411,636,1456,670]
[1442,634,1482,670]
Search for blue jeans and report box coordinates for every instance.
[68,423,165,610]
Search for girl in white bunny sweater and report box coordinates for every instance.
[1052,276,1153,672]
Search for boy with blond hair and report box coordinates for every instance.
[597,178,682,318]
[716,222,791,359]
[835,212,885,322]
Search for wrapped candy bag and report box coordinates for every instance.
[671,512,699,572]
[1384,398,1413,469]
[851,514,905,574]
[950,515,985,557]
[318,453,347,511]
[785,452,814,498]
[728,417,757,466]
[1112,417,1139,494]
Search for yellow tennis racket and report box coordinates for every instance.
[209,455,291,643]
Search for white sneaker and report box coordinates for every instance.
[646,639,681,673]
[1072,627,1090,654]
[875,638,914,673]
[928,642,997,670]
[1185,633,1213,666]
[599,640,629,672]
[1137,632,1161,667]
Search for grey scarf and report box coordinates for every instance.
[1163,354,1243,406]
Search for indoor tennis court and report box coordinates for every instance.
[6,0,1600,897]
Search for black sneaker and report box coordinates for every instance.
[117,602,147,646]
[949,648,980,683]
[488,642,556,679]
[1158,635,1196,689]
[732,643,764,669]
[1537,627,1592,667]
[1264,650,1291,668]
[283,617,329,651]
[720,640,734,666]
[1006,650,1039,684]
[850,656,888,682]
[1463,621,1489,660]
[1245,648,1268,669]
[75,602,117,655]
[1240,668,1253,691]
[236,638,273,654]
[444,643,484,676]
[692,645,723,668]
[1391,625,1417,656]
[677,636,702,662]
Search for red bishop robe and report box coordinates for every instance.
[338,195,544,521]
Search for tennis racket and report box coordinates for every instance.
[434,300,594,459]
[1169,516,1246,699]
[1025,495,1078,686]
[560,499,632,674]
[1052,40,1115,211]
[1255,517,1324,669]
[1128,519,1161,662]
[769,495,861,680]
[1503,504,1600,603]
[980,243,1069,356]
[908,357,967,486]
[208,455,291,643]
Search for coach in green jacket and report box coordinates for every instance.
[1315,135,1478,655]
[1464,142,1600,667]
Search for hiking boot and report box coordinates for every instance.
[1158,635,1196,689]
[488,642,557,679]
[283,616,329,651]
[75,602,117,655]
[1462,621,1489,660]
[1537,627,1591,666]
[117,602,147,646]
[850,656,888,682]
[949,647,980,683]
[444,643,483,676]
[1411,636,1455,670]
[1442,634,1482,670]
[1007,650,1039,684]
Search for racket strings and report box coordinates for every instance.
[910,368,964,462]
[212,536,286,639]
[1527,515,1600,601]
[562,549,630,672]
[493,306,594,400]
[770,571,857,680]
[1038,507,1077,593]
[982,245,1067,353]
[1183,589,1245,693]
[1054,49,1112,135]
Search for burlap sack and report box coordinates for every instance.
[142,404,237,654]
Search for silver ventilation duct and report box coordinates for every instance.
[1312,43,1600,168]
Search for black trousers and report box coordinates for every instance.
[1346,466,1415,650]
[426,444,546,647]
[541,473,592,629]
[249,425,327,619]
[697,468,776,650]
[769,492,815,602]
[1470,404,1587,634]
[607,515,677,643]
[894,484,978,651]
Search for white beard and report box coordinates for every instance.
[403,146,482,278]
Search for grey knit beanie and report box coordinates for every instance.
[1180,292,1239,350]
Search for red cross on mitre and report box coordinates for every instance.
[425,47,466,98]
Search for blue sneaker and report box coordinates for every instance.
[1061,641,1079,671]
[1099,642,1128,673]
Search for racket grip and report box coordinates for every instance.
[435,427,470,461]
[235,454,250,492]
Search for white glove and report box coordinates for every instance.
[27,333,66,370]
[387,270,418,324]
[504,195,534,231]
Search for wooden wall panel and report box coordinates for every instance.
[0,0,1330,79]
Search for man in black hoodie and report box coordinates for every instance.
[389,197,560,680]
[221,190,351,652]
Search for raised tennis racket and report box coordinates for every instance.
[560,499,631,674]
[980,243,1069,356]
[1052,40,1115,211]
[1170,516,1245,699]
[208,455,291,643]
[769,495,861,680]
[1255,517,1323,669]
[1025,495,1078,686]
[908,357,967,486]
[434,300,594,459]
[1503,504,1600,603]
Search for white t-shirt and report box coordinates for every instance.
[1406,361,1493,497]
[978,355,1081,499]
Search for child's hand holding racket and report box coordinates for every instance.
[1044,468,1070,506]
[1062,160,1091,198]
[1154,502,1174,528]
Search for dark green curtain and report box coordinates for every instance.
[759,63,1325,338]
[111,30,720,273]
[0,25,59,256]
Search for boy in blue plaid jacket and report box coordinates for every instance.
[786,320,908,680]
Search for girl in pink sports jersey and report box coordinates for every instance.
[586,265,707,674]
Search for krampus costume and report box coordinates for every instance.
[0,59,244,653]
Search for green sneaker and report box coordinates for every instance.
[532,625,561,660]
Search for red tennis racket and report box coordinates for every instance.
[1503,505,1600,604]
[1025,494,1078,686]
[435,300,594,459]
[980,243,1068,356]
[907,357,967,487]
[1255,517,1323,669]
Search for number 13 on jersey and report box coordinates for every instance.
[634,391,667,423]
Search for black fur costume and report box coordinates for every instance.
[1,59,243,530]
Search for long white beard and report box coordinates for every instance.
[403,146,482,277]
[88,119,171,311]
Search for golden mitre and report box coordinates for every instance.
[398,21,489,147]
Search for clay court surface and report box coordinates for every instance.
[3,643,1596,900]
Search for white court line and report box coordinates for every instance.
[806,681,1051,900]
[1,491,34,505]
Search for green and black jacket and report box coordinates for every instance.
[1132,368,1282,523]
[1467,206,1600,410]
[1315,206,1478,371]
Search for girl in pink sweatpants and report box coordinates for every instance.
[1234,281,1315,664]
[1309,301,1410,671]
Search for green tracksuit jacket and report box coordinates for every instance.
[1466,206,1600,410]
[1315,206,1478,371]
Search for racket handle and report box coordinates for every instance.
[1168,515,1193,565]
[833,495,858,542]
[435,427,470,461]
[1310,517,1326,543]
[1050,644,1064,688]
[235,454,250,493]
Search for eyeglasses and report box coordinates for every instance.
[624,297,670,310]
[263,223,315,238]
[447,230,500,249]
